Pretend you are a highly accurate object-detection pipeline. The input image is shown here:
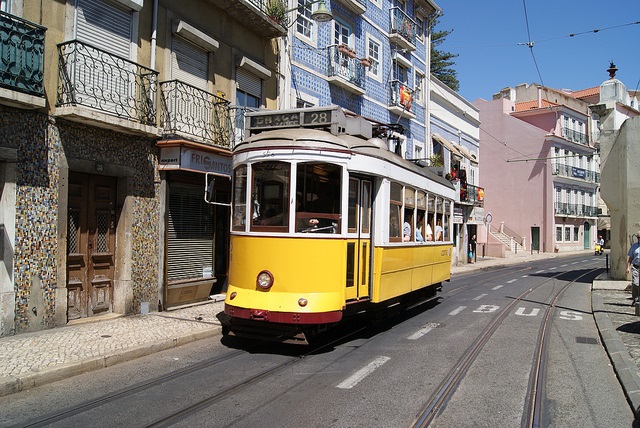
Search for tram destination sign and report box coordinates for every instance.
[247,107,341,134]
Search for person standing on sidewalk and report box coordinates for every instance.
[469,234,477,264]
[625,231,640,305]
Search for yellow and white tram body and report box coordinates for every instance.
[224,107,455,343]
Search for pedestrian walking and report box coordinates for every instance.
[626,231,640,305]
[469,234,477,264]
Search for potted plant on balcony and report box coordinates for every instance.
[347,47,357,58]
[360,57,372,67]
[338,44,350,55]
[266,0,288,27]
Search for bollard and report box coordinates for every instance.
[606,254,609,272]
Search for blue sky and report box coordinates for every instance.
[434,0,640,102]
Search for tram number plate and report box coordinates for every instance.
[251,113,300,129]
[303,110,333,126]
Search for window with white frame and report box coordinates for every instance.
[393,61,409,84]
[414,70,424,105]
[564,226,571,241]
[296,0,316,41]
[334,19,353,47]
[366,35,382,81]
[414,142,423,160]
[371,0,382,8]
[573,225,579,241]
[556,226,563,242]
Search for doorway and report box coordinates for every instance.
[531,226,540,252]
[345,176,372,300]
[66,172,117,320]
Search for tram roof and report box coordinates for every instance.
[235,128,454,191]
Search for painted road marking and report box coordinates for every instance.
[572,261,579,265]
[507,279,517,284]
[561,264,568,267]
[492,285,504,290]
[474,305,500,313]
[515,307,540,316]
[449,306,467,316]
[337,356,390,389]
[473,294,488,301]
[408,323,440,340]
[535,270,545,274]
[549,267,557,270]
[559,310,583,320]
[522,275,529,278]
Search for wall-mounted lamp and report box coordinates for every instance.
[286,0,333,23]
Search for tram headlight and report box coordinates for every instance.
[256,270,274,289]
[298,298,308,307]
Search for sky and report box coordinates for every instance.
[434,0,640,103]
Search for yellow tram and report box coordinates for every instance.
[220,106,455,343]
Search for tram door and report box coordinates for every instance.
[345,177,372,300]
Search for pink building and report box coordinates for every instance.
[473,86,599,255]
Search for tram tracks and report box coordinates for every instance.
[16,325,371,428]
[411,265,603,428]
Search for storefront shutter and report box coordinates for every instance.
[167,182,214,282]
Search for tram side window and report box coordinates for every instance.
[417,191,430,241]
[435,197,444,241]
[251,161,290,231]
[403,187,415,242]
[427,194,437,241]
[443,200,451,241]
[232,165,247,231]
[389,182,402,242]
[296,162,341,233]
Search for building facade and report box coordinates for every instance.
[429,76,482,264]
[282,0,441,159]
[475,84,600,255]
[0,0,280,336]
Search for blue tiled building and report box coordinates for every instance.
[283,0,442,160]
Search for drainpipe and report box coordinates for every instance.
[150,0,158,69]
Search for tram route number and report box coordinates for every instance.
[249,110,334,129]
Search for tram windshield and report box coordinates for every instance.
[296,162,341,233]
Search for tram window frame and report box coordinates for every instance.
[232,165,247,231]
[443,199,451,241]
[427,193,436,241]
[295,162,342,234]
[403,187,415,242]
[416,191,427,241]
[250,161,290,232]
[389,182,403,242]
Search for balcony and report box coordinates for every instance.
[334,0,366,15]
[460,183,484,207]
[553,163,600,183]
[554,202,598,218]
[160,80,232,149]
[562,127,589,145]
[209,0,287,38]
[56,40,160,137]
[389,7,417,51]
[388,80,415,119]
[327,45,366,96]
[0,11,46,109]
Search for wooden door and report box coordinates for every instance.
[66,172,117,320]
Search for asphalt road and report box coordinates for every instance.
[2,254,633,428]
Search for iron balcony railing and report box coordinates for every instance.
[327,45,365,89]
[554,202,598,217]
[562,127,589,145]
[460,183,484,207]
[389,79,414,113]
[161,80,232,148]
[553,163,600,183]
[56,39,158,126]
[0,11,46,96]
[389,7,417,47]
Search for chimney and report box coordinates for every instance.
[537,86,542,108]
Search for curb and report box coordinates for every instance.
[592,291,640,417]
[0,325,222,398]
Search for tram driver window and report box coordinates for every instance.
[389,182,402,242]
[295,162,341,233]
[250,161,290,231]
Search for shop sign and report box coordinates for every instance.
[159,147,232,177]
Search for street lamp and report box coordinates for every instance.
[286,0,333,23]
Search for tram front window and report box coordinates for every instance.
[296,162,341,233]
[250,161,290,231]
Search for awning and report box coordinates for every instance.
[432,133,462,160]
[455,143,477,164]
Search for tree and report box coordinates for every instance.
[430,19,460,92]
